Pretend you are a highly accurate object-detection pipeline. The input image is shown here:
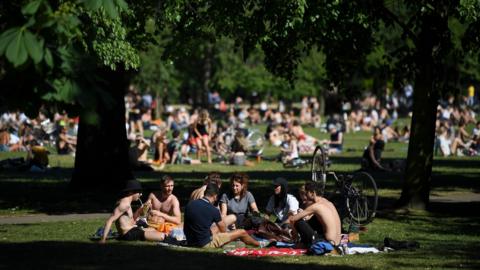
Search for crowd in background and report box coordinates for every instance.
[1,83,479,171]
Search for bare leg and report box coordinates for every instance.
[144,229,165,242]
[129,120,136,135]
[136,120,144,137]
[228,229,259,247]
[202,137,212,163]
[223,214,237,228]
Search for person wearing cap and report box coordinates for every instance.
[322,124,343,155]
[265,177,299,226]
[288,182,341,249]
[100,180,165,243]
[184,183,262,248]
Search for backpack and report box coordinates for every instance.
[309,241,334,255]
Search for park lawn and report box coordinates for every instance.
[0,124,479,269]
[0,211,478,270]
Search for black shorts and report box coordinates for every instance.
[118,227,145,241]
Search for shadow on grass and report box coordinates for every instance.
[0,159,478,216]
[0,241,361,270]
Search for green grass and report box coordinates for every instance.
[0,213,478,269]
[0,124,479,270]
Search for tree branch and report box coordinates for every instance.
[380,5,419,45]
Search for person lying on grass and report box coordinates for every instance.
[288,182,341,248]
[184,182,263,248]
[100,179,165,244]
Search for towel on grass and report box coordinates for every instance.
[226,247,307,257]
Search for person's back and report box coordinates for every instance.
[184,198,220,247]
[362,132,385,170]
[30,145,49,168]
[314,198,341,245]
[231,133,249,153]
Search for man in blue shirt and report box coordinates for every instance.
[184,183,261,248]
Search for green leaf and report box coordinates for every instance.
[44,47,53,68]
[114,0,128,11]
[83,0,102,11]
[22,0,42,15]
[6,30,28,67]
[24,31,44,64]
[104,0,119,18]
[0,27,20,55]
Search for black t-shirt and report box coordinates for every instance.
[362,139,385,168]
[184,198,222,247]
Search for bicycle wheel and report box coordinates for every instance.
[214,131,233,158]
[246,130,264,156]
[311,146,327,193]
[345,171,378,226]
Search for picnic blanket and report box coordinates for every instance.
[226,247,307,257]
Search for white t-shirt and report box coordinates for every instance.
[266,194,299,223]
[438,135,451,156]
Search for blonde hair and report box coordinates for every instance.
[199,109,209,122]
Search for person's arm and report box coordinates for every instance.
[100,203,127,243]
[288,203,318,224]
[162,197,181,225]
[265,196,274,215]
[460,128,471,140]
[249,201,259,213]
[286,196,300,219]
[334,132,343,145]
[368,144,387,170]
[207,119,213,138]
[220,202,228,217]
[247,192,259,213]
[216,220,227,233]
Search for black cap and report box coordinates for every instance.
[121,179,142,194]
[272,177,288,187]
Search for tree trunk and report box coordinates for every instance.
[202,44,213,108]
[397,14,444,209]
[70,69,133,193]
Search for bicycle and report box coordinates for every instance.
[282,157,308,168]
[213,127,265,161]
[311,145,378,230]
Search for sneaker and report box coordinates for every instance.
[259,240,271,248]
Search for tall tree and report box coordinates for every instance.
[163,0,480,209]
[0,0,158,191]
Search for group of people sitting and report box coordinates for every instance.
[100,172,342,252]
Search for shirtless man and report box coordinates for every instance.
[190,172,222,201]
[144,175,181,225]
[288,182,341,248]
[100,179,165,243]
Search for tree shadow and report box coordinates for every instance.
[0,241,362,270]
[0,159,478,216]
